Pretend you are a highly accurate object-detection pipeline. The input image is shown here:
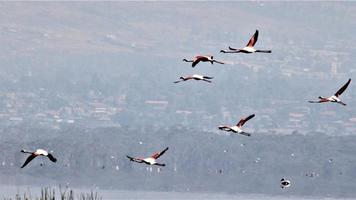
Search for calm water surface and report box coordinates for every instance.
[1,185,352,200]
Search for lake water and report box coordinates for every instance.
[1,185,353,200]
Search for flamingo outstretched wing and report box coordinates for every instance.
[246,30,259,47]
[335,78,351,97]
[151,147,169,159]
[192,59,200,67]
[21,154,37,168]
[237,114,255,127]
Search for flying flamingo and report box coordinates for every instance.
[127,147,169,167]
[309,78,351,106]
[174,74,213,83]
[20,149,57,168]
[183,55,224,67]
[220,30,271,54]
[218,114,255,136]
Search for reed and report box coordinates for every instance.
[3,186,102,200]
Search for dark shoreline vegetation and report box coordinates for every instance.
[2,186,101,200]
[0,125,355,198]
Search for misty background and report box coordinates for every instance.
[0,2,356,198]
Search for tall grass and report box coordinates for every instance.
[3,186,102,200]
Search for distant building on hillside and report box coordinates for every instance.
[144,100,168,110]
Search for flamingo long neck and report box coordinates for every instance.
[21,150,33,154]
[183,59,193,62]
[220,50,240,53]
[181,77,188,81]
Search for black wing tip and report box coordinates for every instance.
[160,147,169,155]
[48,154,57,162]
[253,30,259,37]
[345,78,351,84]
